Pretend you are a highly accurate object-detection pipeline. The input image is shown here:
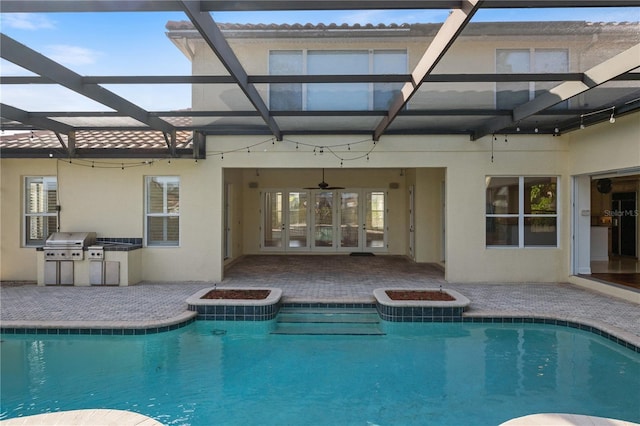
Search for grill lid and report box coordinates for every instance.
[45,232,97,247]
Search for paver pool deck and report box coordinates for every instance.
[1,255,639,347]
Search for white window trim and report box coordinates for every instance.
[486,176,560,249]
[144,176,180,247]
[23,176,58,247]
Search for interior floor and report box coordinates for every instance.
[588,257,640,291]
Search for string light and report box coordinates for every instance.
[579,105,616,130]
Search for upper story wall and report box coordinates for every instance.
[167,21,640,116]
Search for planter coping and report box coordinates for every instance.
[373,288,470,308]
[186,287,282,307]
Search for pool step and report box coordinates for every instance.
[271,307,384,335]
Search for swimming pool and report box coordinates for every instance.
[1,321,638,425]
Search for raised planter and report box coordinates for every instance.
[373,288,470,322]
[187,287,282,321]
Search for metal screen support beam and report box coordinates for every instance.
[67,131,76,157]
[472,43,640,140]
[1,1,638,13]
[180,1,283,141]
[0,34,175,134]
[0,103,74,134]
[163,131,177,156]
[373,0,482,141]
[193,131,207,159]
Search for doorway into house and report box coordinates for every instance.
[262,189,386,253]
[574,173,640,290]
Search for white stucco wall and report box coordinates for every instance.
[567,113,640,176]
[2,116,638,284]
[0,158,223,282]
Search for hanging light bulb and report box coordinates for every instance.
[609,108,616,123]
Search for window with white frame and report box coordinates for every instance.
[496,49,568,109]
[486,176,558,247]
[145,176,180,246]
[269,49,407,111]
[24,176,58,246]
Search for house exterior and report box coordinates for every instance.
[1,19,638,298]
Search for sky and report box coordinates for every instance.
[1,6,638,113]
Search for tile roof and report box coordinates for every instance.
[0,129,193,150]
[166,20,640,38]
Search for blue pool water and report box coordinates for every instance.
[1,321,639,426]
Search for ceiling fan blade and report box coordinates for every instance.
[303,168,344,190]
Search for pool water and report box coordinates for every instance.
[1,321,639,425]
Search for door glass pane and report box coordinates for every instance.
[288,192,307,248]
[314,191,334,247]
[366,192,385,248]
[340,192,359,248]
[264,192,283,248]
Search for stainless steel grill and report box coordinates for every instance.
[43,232,97,261]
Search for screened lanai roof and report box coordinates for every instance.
[1,0,639,158]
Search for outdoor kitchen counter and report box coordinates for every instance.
[36,242,142,287]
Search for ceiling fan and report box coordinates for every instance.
[304,168,345,190]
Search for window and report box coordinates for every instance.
[486,176,557,247]
[24,177,58,246]
[146,176,180,246]
[496,49,568,109]
[269,49,406,111]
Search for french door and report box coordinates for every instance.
[262,189,386,252]
[263,191,309,250]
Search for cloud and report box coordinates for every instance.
[46,45,103,66]
[1,13,55,30]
